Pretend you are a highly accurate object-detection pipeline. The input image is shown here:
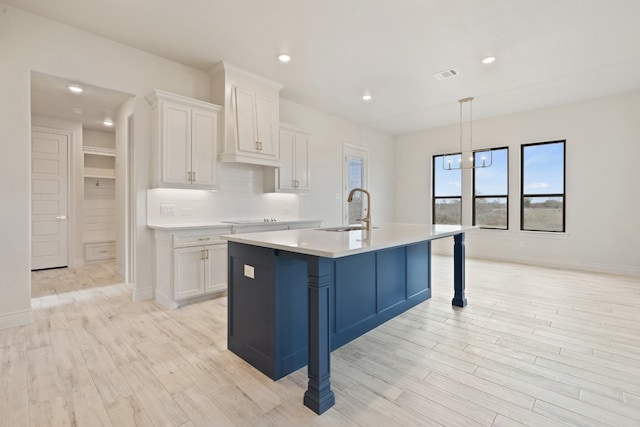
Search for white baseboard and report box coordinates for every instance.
[0,308,32,330]
[132,286,153,302]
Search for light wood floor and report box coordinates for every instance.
[31,261,121,298]
[3,256,640,426]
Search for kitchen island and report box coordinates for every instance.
[223,223,475,414]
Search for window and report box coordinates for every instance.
[521,140,565,232]
[473,147,508,229]
[433,154,461,224]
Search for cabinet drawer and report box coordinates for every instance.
[85,242,115,261]
[174,233,228,248]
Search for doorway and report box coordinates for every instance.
[343,143,369,226]
[30,72,133,297]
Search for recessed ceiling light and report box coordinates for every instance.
[362,94,372,101]
[103,119,114,127]
[481,56,496,64]
[68,84,84,93]
[278,53,291,63]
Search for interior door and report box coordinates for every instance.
[31,130,69,270]
[343,144,369,225]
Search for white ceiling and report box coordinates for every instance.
[31,72,132,133]
[12,0,640,135]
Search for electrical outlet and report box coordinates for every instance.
[160,204,175,216]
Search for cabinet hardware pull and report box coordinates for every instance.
[205,249,209,260]
[198,237,210,241]
[259,141,263,151]
[200,249,205,260]
[255,140,259,150]
[192,171,196,182]
[188,171,192,182]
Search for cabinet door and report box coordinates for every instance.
[162,102,192,184]
[191,108,218,186]
[174,247,205,300]
[255,95,275,156]
[293,133,310,190]
[204,243,227,294]
[278,129,295,190]
[235,87,259,153]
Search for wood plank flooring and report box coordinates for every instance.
[31,261,120,298]
[2,256,640,426]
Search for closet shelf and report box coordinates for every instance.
[83,146,116,156]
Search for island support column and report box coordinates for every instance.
[452,232,468,307]
[304,256,335,414]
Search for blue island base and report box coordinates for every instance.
[227,241,432,382]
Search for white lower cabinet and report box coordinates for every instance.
[151,220,322,309]
[174,243,227,300]
[153,227,231,309]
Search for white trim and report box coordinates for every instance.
[0,308,32,330]
[132,286,154,302]
[517,230,570,240]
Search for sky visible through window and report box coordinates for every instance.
[523,142,564,194]
[475,149,508,195]
[434,154,461,197]
[436,144,563,196]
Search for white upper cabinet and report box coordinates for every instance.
[147,90,222,188]
[265,123,311,192]
[210,62,283,167]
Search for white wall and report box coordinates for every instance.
[280,99,395,226]
[0,4,211,327]
[395,91,640,276]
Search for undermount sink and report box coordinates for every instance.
[318,226,379,232]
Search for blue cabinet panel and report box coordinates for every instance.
[407,242,430,298]
[228,243,275,378]
[335,252,376,334]
[275,256,309,378]
[376,247,407,312]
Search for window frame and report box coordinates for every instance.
[432,153,462,225]
[520,140,566,232]
[472,146,509,230]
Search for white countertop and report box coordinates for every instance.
[223,223,477,258]
[147,219,322,231]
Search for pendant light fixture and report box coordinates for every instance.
[443,97,492,170]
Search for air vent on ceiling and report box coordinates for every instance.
[433,68,459,80]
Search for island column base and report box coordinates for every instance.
[305,257,335,414]
[452,232,468,307]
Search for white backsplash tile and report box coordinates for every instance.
[147,164,300,225]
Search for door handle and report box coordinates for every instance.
[55,215,67,220]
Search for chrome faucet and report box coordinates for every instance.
[347,188,371,230]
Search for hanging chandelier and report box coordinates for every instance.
[443,97,492,170]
